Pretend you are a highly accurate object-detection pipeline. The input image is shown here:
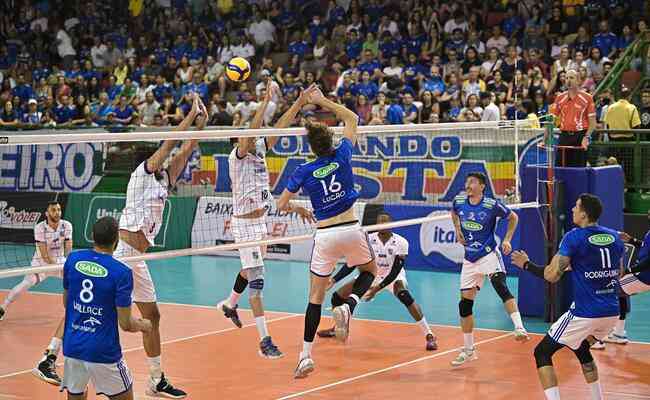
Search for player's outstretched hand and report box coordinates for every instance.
[294,206,316,224]
[297,84,318,106]
[501,240,513,255]
[510,250,529,268]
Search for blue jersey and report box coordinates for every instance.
[63,249,133,364]
[634,230,650,284]
[559,225,624,318]
[452,194,511,262]
[286,137,359,221]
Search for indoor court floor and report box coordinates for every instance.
[1,255,649,399]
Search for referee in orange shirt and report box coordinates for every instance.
[550,69,596,167]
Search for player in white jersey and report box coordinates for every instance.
[317,213,438,350]
[113,94,207,399]
[0,201,72,385]
[216,82,314,358]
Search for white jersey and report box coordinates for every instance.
[228,138,272,216]
[119,162,169,246]
[32,219,73,266]
[368,232,408,279]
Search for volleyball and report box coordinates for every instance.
[226,57,251,82]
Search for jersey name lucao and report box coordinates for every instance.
[119,162,169,246]
[559,225,625,318]
[32,219,73,266]
[228,138,272,216]
[63,249,133,364]
[369,232,408,279]
[286,138,359,221]
[452,194,511,262]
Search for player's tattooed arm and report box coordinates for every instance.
[544,254,571,283]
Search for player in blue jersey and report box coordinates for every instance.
[277,86,377,379]
[512,194,625,400]
[450,172,527,366]
[61,216,151,400]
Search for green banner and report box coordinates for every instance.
[65,193,197,251]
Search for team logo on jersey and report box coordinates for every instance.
[461,221,483,231]
[75,261,108,278]
[83,317,102,327]
[588,234,615,246]
[312,162,339,178]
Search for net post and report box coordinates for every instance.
[514,120,520,202]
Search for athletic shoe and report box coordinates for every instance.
[514,327,530,342]
[0,306,5,321]
[332,303,351,343]
[294,357,315,379]
[451,349,478,366]
[317,326,336,338]
[216,300,242,328]
[603,332,629,345]
[591,340,606,350]
[146,373,187,399]
[32,353,61,385]
[426,333,438,351]
[259,336,283,359]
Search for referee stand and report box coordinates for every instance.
[519,118,625,322]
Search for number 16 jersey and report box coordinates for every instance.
[286,138,359,221]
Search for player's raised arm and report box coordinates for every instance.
[307,87,359,144]
[237,81,275,156]
[167,98,208,184]
[272,83,318,133]
[146,94,201,173]
[511,250,571,283]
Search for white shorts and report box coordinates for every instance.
[231,215,267,270]
[619,273,650,296]
[374,270,408,293]
[114,240,157,303]
[460,251,505,291]
[310,222,374,277]
[548,311,618,350]
[61,357,132,397]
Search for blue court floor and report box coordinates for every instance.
[1,255,650,342]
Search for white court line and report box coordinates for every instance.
[3,289,650,346]
[0,313,299,380]
[275,332,514,400]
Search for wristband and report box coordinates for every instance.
[523,260,546,279]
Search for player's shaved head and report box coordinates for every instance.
[93,216,119,250]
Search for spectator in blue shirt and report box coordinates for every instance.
[152,75,172,103]
[113,96,135,125]
[106,76,123,102]
[617,24,635,52]
[288,32,310,60]
[188,36,206,65]
[12,74,34,103]
[93,92,114,125]
[592,20,618,59]
[444,28,467,56]
[403,53,427,88]
[32,60,51,83]
[353,71,379,102]
[346,30,363,60]
[358,50,382,79]
[403,25,428,57]
[386,98,405,124]
[184,73,209,103]
[422,65,446,97]
[502,5,524,38]
[53,95,77,125]
[402,92,419,123]
[22,99,45,125]
[379,31,402,62]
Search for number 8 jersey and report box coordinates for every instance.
[286,138,359,221]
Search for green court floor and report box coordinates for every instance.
[1,255,649,341]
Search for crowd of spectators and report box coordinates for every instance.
[1,0,650,131]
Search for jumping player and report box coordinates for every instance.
[512,194,625,400]
[0,201,72,385]
[317,213,437,351]
[277,86,377,379]
[450,172,528,366]
[61,216,151,400]
[113,94,206,398]
[216,83,313,358]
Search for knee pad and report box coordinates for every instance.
[396,290,415,307]
[459,298,474,318]
[573,340,594,365]
[246,266,265,298]
[534,335,563,368]
[331,291,345,308]
[490,272,514,302]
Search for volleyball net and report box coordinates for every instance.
[0,120,545,279]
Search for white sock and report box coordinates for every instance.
[148,356,162,381]
[349,294,360,305]
[510,311,524,330]
[589,381,603,400]
[255,316,269,340]
[47,337,62,356]
[301,341,313,359]
[544,386,561,400]
[614,319,626,336]
[416,317,432,336]
[227,290,242,307]
[463,333,474,351]
[3,276,36,309]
